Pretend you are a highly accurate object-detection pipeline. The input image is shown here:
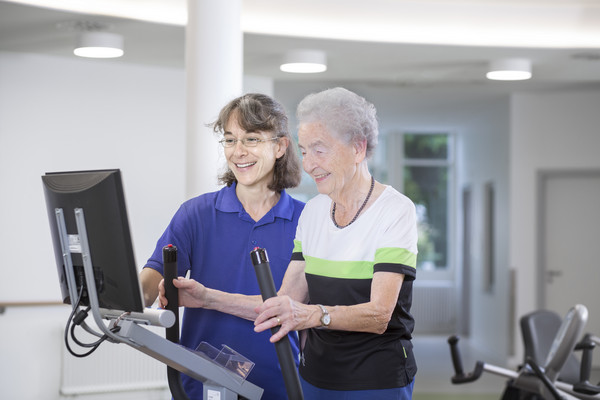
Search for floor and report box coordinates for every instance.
[61,334,598,399]
[412,335,507,399]
[412,335,600,399]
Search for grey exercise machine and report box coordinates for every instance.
[449,304,600,400]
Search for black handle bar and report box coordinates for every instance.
[573,334,600,395]
[163,244,191,400]
[447,335,484,384]
[448,335,566,400]
[250,247,303,400]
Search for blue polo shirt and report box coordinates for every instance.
[145,183,304,400]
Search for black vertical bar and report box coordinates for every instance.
[163,244,190,400]
[250,247,303,400]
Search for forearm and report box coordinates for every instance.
[312,272,405,334]
[321,303,392,334]
[203,288,263,321]
[139,267,162,307]
[278,260,310,303]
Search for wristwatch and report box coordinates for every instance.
[317,304,331,327]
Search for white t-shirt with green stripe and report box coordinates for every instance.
[293,184,419,390]
[293,184,418,281]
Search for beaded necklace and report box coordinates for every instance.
[331,176,375,229]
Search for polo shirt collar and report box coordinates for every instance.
[215,182,295,223]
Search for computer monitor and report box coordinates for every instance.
[42,169,144,313]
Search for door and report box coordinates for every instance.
[539,170,600,363]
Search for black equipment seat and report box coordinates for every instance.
[520,309,581,384]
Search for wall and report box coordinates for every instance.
[0,51,275,400]
[0,51,187,303]
[510,87,600,360]
[450,93,511,363]
[0,51,186,400]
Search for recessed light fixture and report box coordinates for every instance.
[74,31,124,59]
[486,58,532,81]
[280,50,327,74]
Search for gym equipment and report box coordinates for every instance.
[43,169,263,399]
[162,244,190,400]
[250,247,304,400]
[521,309,582,385]
[573,333,600,396]
[449,304,600,400]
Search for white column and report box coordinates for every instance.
[185,0,243,198]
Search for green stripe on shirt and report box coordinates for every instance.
[375,247,417,269]
[298,240,417,278]
[293,239,303,254]
[304,255,374,279]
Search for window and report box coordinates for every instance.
[402,133,453,274]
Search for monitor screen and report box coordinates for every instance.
[42,169,144,313]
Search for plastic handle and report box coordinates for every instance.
[448,335,464,376]
[163,244,179,344]
[573,335,600,395]
[162,244,190,400]
[250,247,304,400]
[448,335,484,384]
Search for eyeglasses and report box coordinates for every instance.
[219,136,279,148]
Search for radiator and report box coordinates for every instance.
[411,282,456,334]
[60,326,168,396]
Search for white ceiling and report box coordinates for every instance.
[1,0,600,92]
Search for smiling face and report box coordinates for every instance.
[223,114,288,191]
[298,121,364,200]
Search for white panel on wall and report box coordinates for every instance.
[0,52,186,303]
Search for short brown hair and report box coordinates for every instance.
[211,93,302,191]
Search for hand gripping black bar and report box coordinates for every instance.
[250,247,304,400]
[163,244,190,400]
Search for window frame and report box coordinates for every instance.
[400,131,455,281]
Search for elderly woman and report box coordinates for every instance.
[141,93,304,400]
[254,87,418,399]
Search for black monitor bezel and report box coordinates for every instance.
[42,169,144,313]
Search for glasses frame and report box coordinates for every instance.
[219,136,280,148]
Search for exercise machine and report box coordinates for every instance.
[449,304,600,400]
[43,169,263,399]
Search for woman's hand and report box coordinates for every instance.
[254,295,318,343]
[254,271,407,340]
[158,277,207,309]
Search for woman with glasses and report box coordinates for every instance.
[140,93,304,400]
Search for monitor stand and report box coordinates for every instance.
[54,207,264,400]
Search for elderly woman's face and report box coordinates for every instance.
[298,122,361,198]
[223,115,287,190]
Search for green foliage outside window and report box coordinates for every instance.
[404,133,448,159]
[403,134,449,270]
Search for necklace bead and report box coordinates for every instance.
[331,176,375,228]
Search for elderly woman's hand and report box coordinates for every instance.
[158,277,207,309]
[254,295,312,343]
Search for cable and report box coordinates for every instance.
[63,285,119,358]
[70,323,106,348]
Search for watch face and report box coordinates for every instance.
[322,313,331,326]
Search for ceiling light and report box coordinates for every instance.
[74,31,124,58]
[280,50,327,73]
[486,58,532,81]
